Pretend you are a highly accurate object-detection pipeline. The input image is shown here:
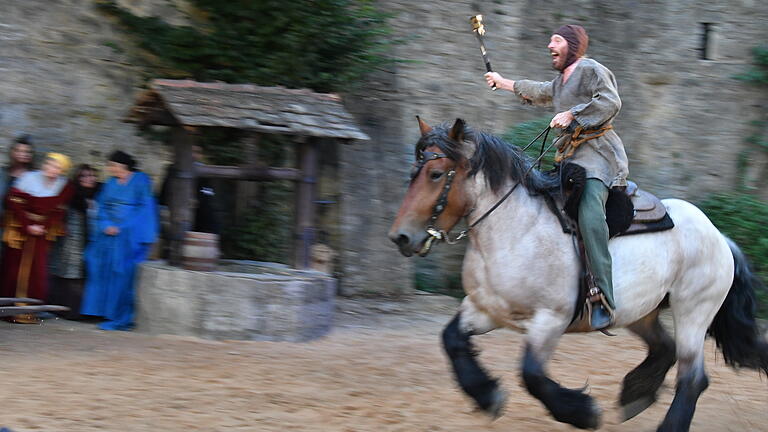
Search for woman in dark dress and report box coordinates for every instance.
[49,164,100,319]
[0,135,35,253]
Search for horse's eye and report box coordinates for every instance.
[430,170,444,181]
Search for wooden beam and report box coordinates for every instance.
[293,138,319,269]
[168,127,197,266]
[0,305,69,317]
[195,165,301,181]
[244,133,261,168]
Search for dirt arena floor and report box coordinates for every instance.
[0,293,766,432]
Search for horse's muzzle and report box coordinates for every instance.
[388,228,428,257]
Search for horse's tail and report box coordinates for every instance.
[707,236,768,374]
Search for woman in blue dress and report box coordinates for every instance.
[81,151,158,330]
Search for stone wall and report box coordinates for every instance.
[377,0,768,199]
[0,0,175,180]
[352,0,768,293]
[1,0,765,297]
[136,260,336,342]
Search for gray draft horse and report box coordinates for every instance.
[389,118,768,431]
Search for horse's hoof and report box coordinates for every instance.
[584,398,603,430]
[620,395,656,422]
[486,388,507,420]
[475,388,507,420]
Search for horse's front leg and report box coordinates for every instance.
[441,298,505,418]
[522,308,601,430]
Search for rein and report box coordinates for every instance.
[419,126,557,249]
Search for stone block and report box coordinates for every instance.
[136,260,336,342]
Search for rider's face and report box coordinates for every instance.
[548,34,569,71]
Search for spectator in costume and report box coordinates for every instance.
[81,151,158,331]
[1,152,74,323]
[0,135,36,253]
[48,164,100,320]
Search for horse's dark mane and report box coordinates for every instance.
[415,122,560,194]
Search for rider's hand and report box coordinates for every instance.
[27,224,45,236]
[105,226,120,236]
[484,72,513,91]
[550,110,574,129]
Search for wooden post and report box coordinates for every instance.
[168,126,196,266]
[293,137,318,269]
[234,134,261,226]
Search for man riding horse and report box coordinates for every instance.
[485,24,628,330]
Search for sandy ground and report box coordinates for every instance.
[0,293,766,432]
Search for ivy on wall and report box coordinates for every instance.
[735,45,768,184]
[97,0,400,93]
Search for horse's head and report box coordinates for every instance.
[388,117,474,257]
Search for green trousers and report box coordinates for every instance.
[578,179,614,308]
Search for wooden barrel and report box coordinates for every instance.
[182,231,220,271]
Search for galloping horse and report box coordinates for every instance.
[388,118,768,431]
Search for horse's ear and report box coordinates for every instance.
[416,115,432,136]
[448,118,465,143]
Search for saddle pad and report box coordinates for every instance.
[622,213,675,236]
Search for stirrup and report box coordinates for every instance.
[585,289,615,334]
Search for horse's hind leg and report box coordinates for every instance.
[657,302,716,432]
[620,308,677,421]
[442,300,505,417]
[522,309,601,430]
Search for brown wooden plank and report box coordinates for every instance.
[195,165,301,181]
[0,305,70,317]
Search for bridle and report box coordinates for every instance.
[413,126,556,253]
[410,150,460,253]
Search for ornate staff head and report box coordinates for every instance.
[470,14,485,36]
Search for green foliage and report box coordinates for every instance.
[97,0,400,93]
[700,193,768,317]
[222,181,294,263]
[212,134,293,262]
[197,128,246,165]
[735,45,768,85]
[502,116,557,170]
[734,45,768,190]
[414,259,463,298]
[746,120,768,152]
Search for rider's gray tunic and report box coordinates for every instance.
[513,58,628,188]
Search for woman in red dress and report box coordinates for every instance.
[1,153,74,323]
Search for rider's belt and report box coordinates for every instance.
[554,124,613,163]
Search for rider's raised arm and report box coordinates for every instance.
[569,64,621,129]
[512,79,554,106]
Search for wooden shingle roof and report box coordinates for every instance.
[127,79,370,140]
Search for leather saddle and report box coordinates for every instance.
[618,181,674,236]
[558,163,674,237]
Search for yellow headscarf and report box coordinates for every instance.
[46,152,72,174]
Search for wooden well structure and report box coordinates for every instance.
[127,79,369,269]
